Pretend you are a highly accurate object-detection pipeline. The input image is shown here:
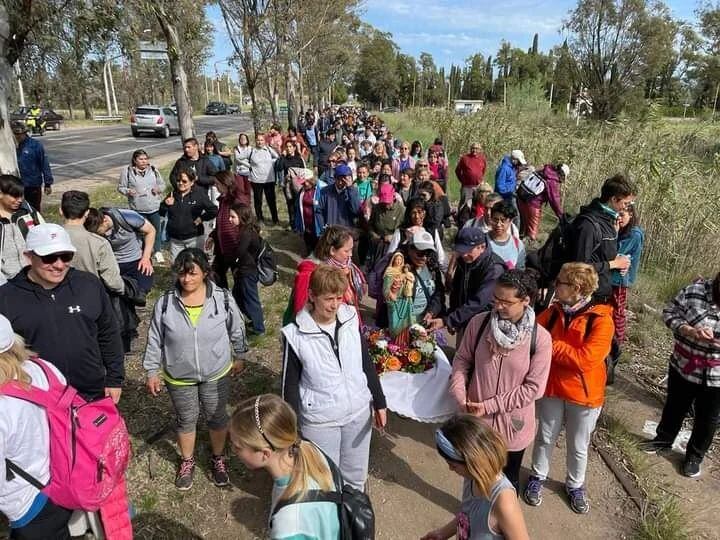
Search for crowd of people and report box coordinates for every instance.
[1,104,717,540]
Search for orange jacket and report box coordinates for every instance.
[537,302,614,408]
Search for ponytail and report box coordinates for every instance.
[283,440,334,501]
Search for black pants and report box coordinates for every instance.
[251,182,279,223]
[10,499,72,540]
[23,187,43,212]
[212,254,233,289]
[656,366,720,461]
[303,231,318,256]
[503,448,526,495]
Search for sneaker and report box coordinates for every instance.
[211,454,230,487]
[565,485,590,514]
[638,439,672,455]
[682,456,702,478]
[175,457,195,490]
[153,252,165,264]
[523,475,544,506]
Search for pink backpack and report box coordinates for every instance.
[2,358,131,511]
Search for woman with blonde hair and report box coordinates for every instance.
[0,314,72,538]
[523,262,614,514]
[421,414,529,540]
[230,394,341,539]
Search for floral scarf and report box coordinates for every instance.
[561,295,593,315]
[490,307,535,350]
[326,256,366,302]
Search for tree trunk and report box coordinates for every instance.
[265,67,278,123]
[0,5,18,175]
[298,56,305,112]
[155,9,194,140]
[248,82,261,136]
[285,58,296,130]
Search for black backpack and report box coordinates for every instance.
[257,237,278,286]
[527,213,600,289]
[271,445,375,540]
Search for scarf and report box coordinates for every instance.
[326,257,366,302]
[561,295,593,315]
[490,307,535,350]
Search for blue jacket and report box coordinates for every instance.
[612,226,644,287]
[16,136,53,188]
[317,184,361,229]
[294,180,327,235]
[494,155,516,197]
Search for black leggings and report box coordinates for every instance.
[503,448,526,496]
[251,182,279,223]
[11,499,72,540]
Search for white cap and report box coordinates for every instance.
[560,164,570,178]
[409,230,436,252]
[0,314,15,354]
[25,223,77,256]
[511,150,527,165]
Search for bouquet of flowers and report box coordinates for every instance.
[365,324,439,375]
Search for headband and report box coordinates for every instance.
[254,396,276,451]
[434,429,465,463]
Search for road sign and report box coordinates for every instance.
[139,41,168,61]
[140,51,169,60]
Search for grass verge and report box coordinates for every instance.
[598,412,693,540]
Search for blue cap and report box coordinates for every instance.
[454,227,487,254]
[334,164,352,178]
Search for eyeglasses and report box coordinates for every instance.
[489,216,510,224]
[411,248,433,257]
[329,159,338,164]
[493,296,523,308]
[38,252,74,264]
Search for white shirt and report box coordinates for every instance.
[0,360,66,522]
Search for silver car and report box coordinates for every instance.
[130,105,180,138]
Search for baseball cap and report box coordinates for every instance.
[454,228,487,254]
[0,315,15,354]
[560,164,570,178]
[379,184,395,204]
[25,223,77,256]
[10,120,27,134]
[409,230,436,252]
[334,164,352,178]
[511,150,527,165]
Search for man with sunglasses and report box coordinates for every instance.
[568,174,636,303]
[0,223,124,403]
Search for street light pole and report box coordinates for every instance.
[205,76,209,105]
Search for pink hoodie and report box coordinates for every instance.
[450,312,552,451]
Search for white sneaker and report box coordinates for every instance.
[154,252,165,264]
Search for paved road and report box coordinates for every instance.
[41,114,253,182]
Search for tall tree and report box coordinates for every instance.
[565,0,678,119]
[354,31,398,108]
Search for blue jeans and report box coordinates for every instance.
[232,272,265,334]
[139,211,163,254]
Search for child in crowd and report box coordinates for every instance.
[421,414,530,540]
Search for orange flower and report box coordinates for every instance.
[384,356,402,371]
[407,349,422,365]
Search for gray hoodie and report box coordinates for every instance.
[118,165,166,213]
[143,282,248,381]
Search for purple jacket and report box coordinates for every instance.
[450,312,552,451]
[528,164,563,217]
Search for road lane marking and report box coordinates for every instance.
[45,135,80,142]
[51,140,182,169]
[106,137,139,143]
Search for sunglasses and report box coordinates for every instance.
[38,252,74,264]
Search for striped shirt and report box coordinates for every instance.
[663,279,720,387]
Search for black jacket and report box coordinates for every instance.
[0,201,41,247]
[568,198,619,300]
[160,185,218,240]
[169,154,218,190]
[448,250,506,331]
[0,268,124,400]
[231,227,261,277]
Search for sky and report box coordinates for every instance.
[205,0,698,80]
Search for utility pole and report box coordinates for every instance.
[103,61,112,116]
[549,82,554,109]
[503,80,507,108]
[14,62,25,107]
[106,63,119,115]
[204,76,209,105]
[713,81,720,120]
[447,77,451,109]
[412,73,416,108]
[226,73,231,102]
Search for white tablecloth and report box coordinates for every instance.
[379,348,459,423]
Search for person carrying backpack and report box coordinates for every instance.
[450,270,552,494]
[567,174,636,303]
[143,249,248,491]
[517,163,568,241]
[230,394,345,539]
[523,263,613,515]
[0,315,73,539]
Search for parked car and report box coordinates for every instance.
[227,103,240,114]
[205,101,227,115]
[11,107,64,131]
[381,106,400,113]
[130,105,180,138]
[168,102,177,114]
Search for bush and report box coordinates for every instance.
[410,107,720,281]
